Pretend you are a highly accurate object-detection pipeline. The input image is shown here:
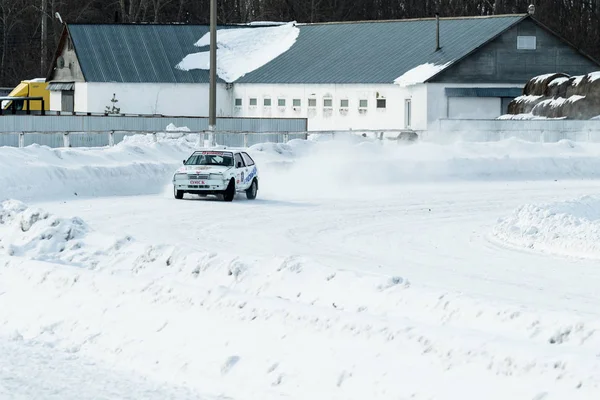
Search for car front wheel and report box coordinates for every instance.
[174,186,183,199]
[222,179,235,202]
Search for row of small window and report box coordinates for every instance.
[235,97,387,109]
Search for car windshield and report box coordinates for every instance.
[185,152,234,167]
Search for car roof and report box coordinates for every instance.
[190,147,248,155]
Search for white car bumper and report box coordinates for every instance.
[173,174,228,192]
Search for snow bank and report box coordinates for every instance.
[2,199,600,399]
[0,135,197,202]
[177,22,299,82]
[493,195,600,259]
[6,134,600,203]
[394,61,452,86]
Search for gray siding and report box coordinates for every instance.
[50,34,85,82]
[431,19,599,84]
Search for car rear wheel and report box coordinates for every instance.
[246,179,257,200]
[174,186,183,199]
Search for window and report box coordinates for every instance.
[264,98,271,106]
[323,98,333,107]
[184,152,234,167]
[249,98,257,106]
[517,35,536,50]
[359,99,368,108]
[235,98,242,106]
[234,153,245,168]
[293,99,301,107]
[242,152,255,166]
[308,98,316,107]
[278,98,286,107]
[340,99,349,108]
[377,99,386,108]
[404,99,412,128]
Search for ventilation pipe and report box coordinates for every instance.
[435,13,441,51]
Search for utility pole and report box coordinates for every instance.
[208,0,217,147]
[41,0,47,76]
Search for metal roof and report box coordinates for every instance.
[67,15,528,84]
[445,87,524,97]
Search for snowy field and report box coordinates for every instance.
[2,133,600,399]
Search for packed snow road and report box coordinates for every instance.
[37,179,600,314]
[4,135,600,399]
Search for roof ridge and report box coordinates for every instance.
[297,14,527,26]
[66,14,527,27]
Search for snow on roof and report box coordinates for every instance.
[176,22,299,82]
[393,61,453,86]
[241,21,290,26]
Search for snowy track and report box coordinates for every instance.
[30,180,600,399]
[4,136,600,399]
[37,180,600,311]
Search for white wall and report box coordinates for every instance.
[77,83,232,117]
[74,82,88,113]
[427,83,523,124]
[231,83,423,131]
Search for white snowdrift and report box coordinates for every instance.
[493,195,600,259]
[0,135,198,202]
[176,22,299,82]
[2,199,600,399]
[5,134,600,203]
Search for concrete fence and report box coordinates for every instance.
[4,119,600,149]
[422,119,600,143]
[0,130,309,149]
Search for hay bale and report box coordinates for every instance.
[544,76,570,97]
[565,75,587,97]
[523,73,570,96]
[575,72,600,98]
[562,95,600,119]
[507,95,547,114]
[531,98,568,117]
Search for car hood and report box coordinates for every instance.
[175,165,232,174]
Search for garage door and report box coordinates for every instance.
[448,97,502,119]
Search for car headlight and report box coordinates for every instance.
[209,173,223,180]
[174,173,187,180]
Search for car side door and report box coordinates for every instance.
[234,153,248,188]
[241,152,257,187]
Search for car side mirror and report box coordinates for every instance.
[183,159,186,164]
[237,161,242,168]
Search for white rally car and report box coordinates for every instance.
[172,148,259,201]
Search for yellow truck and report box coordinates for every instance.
[2,78,50,111]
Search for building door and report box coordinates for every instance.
[62,90,74,112]
[404,99,411,128]
[448,97,501,119]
